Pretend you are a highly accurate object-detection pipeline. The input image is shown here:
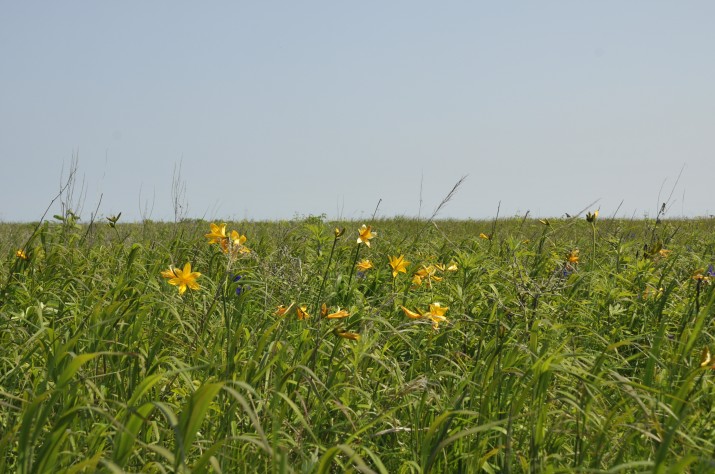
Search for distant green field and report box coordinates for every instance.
[2,215,715,473]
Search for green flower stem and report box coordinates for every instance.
[346,244,362,290]
[193,271,228,359]
[222,275,233,376]
[308,233,341,374]
[590,221,597,272]
[314,236,339,315]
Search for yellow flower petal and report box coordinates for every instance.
[336,331,360,341]
[327,308,350,319]
[160,267,176,279]
[296,305,310,320]
[701,347,712,368]
[401,306,423,319]
[428,303,448,317]
[427,303,449,330]
[205,223,227,244]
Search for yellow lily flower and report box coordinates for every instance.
[388,255,409,278]
[327,308,350,319]
[426,303,448,330]
[230,230,247,246]
[567,249,579,264]
[205,223,227,244]
[413,265,442,287]
[220,230,250,256]
[479,233,491,240]
[296,305,310,320]
[357,224,376,247]
[356,259,374,272]
[334,227,345,238]
[16,249,28,260]
[162,263,201,295]
[428,302,448,316]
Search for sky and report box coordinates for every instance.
[1,2,714,222]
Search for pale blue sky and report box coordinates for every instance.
[1,2,714,222]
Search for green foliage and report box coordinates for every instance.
[1,217,715,472]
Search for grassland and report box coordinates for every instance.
[1,215,715,473]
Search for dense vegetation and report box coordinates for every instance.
[1,214,715,473]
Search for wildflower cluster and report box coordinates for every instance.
[275,302,357,339]
[275,225,380,342]
[159,223,253,295]
[274,224,461,338]
[382,252,457,329]
[412,263,457,287]
[401,303,449,330]
[206,223,251,264]
[384,253,457,288]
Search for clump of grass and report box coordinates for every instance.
[1,207,715,472]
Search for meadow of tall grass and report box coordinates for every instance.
[1,210,715,472]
